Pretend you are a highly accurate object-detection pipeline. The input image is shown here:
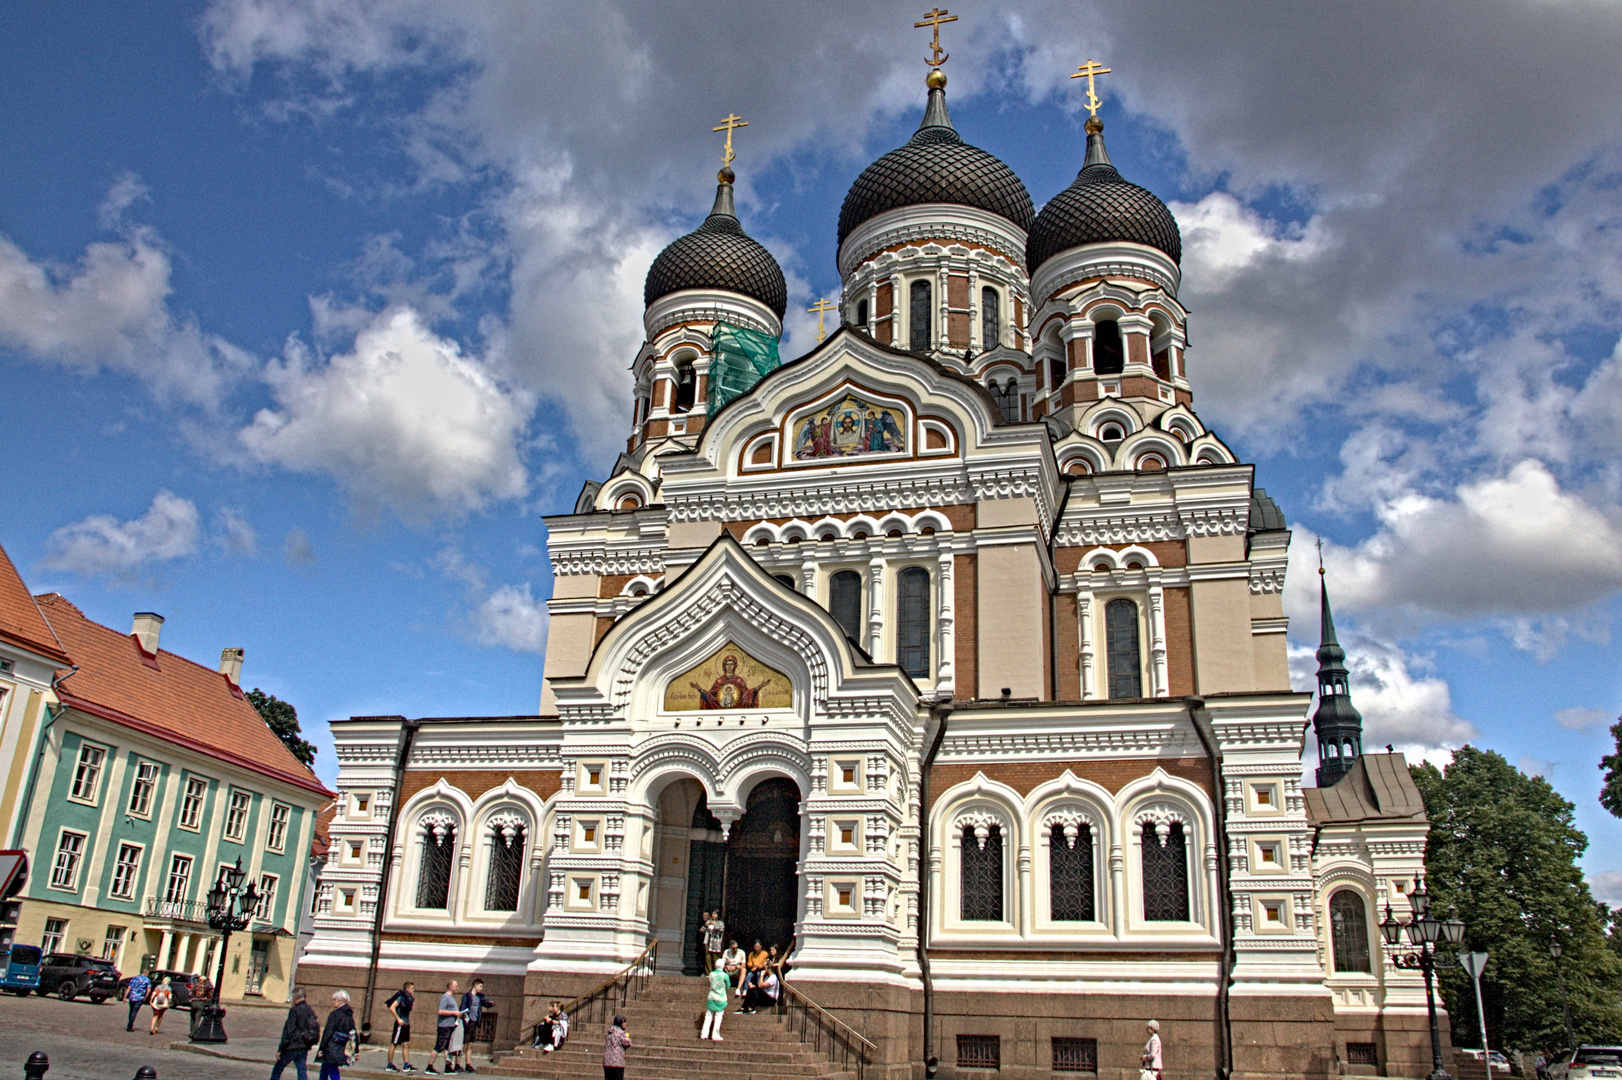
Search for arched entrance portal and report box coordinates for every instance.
[680,777,802,974]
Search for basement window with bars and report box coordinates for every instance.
[957,1035,1000,1071]
[1347,1044,1379,1067]
[1052,1038,1098,1073]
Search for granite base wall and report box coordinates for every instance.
[292,961,529,1052]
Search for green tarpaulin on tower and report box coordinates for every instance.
[706,322,781,414]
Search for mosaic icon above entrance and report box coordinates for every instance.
[664,642,792,711]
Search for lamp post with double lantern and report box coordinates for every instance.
[1381,878,1466,1080]
[188,857,259,1044]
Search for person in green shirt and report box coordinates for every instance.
[699,960,730,1041]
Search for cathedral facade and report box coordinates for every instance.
[298,67,1444,1080]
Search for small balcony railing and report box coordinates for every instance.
[145,897,209,924]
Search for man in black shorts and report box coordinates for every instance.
[385,980,416,1072]
[428,978,462,1074]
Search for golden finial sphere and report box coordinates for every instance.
[718,166,735,184]
[1084,116,1103,134]
[926,68,947,89]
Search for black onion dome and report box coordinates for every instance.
[837,83,1034,248]
[1026,124,1181,273]
[645,178,788,320]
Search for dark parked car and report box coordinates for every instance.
[117,969,204,1008]
[37,953,119,1002]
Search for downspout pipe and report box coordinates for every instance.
[360,717,420,1042]
[918,701,952,1079]
[9,665,78,849]
[1186,696,1234,1080]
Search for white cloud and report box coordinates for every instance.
[1289,637,1476,755]
[432,547,548,654]
[283,527,316,565]
[216,508,258,556]
[1171,192,1326,285]
[41,492,201,578]
[1590,869,1622,907]
[1555,706,1611,731]
[240,306,531,517]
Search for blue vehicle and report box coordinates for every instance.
[2,944,41,995]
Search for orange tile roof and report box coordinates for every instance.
[35,593,330,797]
[310,801,337,858]
[0,544,71,665]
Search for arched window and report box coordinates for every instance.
[415,818,456,910]
[1049,818,1095,921]
[830,570,862,644]
[773,574,797,589]
[1049,355,1066,391]
[856,299,869,328]
[1094,320,1124,375]
[981,286,999,348]
[1140,820,1190,921]
[1330,890,1372,973]
[672,357,697,413]
[910,280,933,353]
[484,819,527,912]
[990,378,1020,423]
[960,821,1004,921]
[1105,598,1142,699]
[897,567,931,678]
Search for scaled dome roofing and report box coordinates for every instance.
[645,179,788,320]
[1026,127,1182,273]
[838,85,1034,248]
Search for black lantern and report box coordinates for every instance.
[1549,935,1563,961]
[1441,909,1466,948]
[1408,877,1431,918]
[189,856,259,1045]
[1380,904,1404,947]
[1385,883,1464,1080]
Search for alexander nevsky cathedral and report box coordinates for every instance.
[299,24,1444,1080]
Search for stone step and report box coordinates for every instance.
[484,1059,851,1080]
[504,1044,829,1066]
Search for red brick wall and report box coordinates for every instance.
[876,283,894,346]
[1055,592,1080,699]
[927,756,1214,809]
[400,769,562,803]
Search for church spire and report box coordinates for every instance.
[1313,546,1363,787]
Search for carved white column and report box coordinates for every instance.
[1110,840,1128,940]
[967,267,981,351]
[1148,583,1168,698]
[867,557,886,660]
[889,273,903,346]
[1077,590,1097,700]
[800,557,817,599]
[935,550,955,695]
[937,265,949,353]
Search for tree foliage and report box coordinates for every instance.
[1412,746,1622,1051]
[247,687,316,768]
[1599,716,1622,819]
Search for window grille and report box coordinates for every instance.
[981,286,999,349]
[1094,320,1124,374]
[830,570,862,644]
[910,280,932,352]
[957,1035,1000,1070]
[1347,1043,1378,1066]
[1330,889,1373,973]
[1052,1038,1098,1073]
[485,821,527,912]
[416,821,456,909]
[960,823,1003,921]
[1105,598,1142,699]
[1141,820,1190,921]
[897,567,931,678]
[1049,821,1095,921]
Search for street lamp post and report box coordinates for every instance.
[188,857,260,1044]
[1381,878,1466,1080]
[1550,935,1577,1052]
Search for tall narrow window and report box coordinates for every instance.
[981,286,999,348]
[1141,820,1190,921]
[109,844,142,900]
[416,820,456,910]
[164,854,193,905]
[897,567,931,678]
[909,280,932,352]
[1049,355,1066,391]
[830,570,862,644]
[1049,820,1095,921]
[267,803,291,853]
[990,378,1020,423]
[50,831,86,890]
[856,299,869,328]
[179,777,208,829]
[70,743,105,802]
[485,820,527,912]
[254,874,279,921]
[960,822,1004,921]
[128,760,159,816]
[673,358,696,413]
[1094,319,1124,375]
[1105,598,1142,699]
[1330,890,1372,973]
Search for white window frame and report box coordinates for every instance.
[41,917,67,954]
[254,874,279,922]
[109,842,144,901]
[178,776,209,831]
[102,925,126,963]
[266,802,291,853]
[127,758,160,818]
[223,788,252,842]
[164,854,194,904]
[1032,807,1111,933]
[49,829,88,891]
[69,742,107,805]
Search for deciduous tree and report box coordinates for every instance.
[247,687,316,768]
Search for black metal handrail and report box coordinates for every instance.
[528,939,657,1049]
[774,978,874,1080]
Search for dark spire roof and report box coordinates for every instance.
[837,75,1034,248]
[1312,569,1364,788]
[1026,119,1182,274]
[644,170,788,320]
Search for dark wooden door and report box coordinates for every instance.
[723,778,801,952]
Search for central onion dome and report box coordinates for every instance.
[838,72,1034,248]
[645,169,788,320]
[1026,118,1181,274]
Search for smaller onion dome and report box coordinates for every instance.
[645,170,788,320]
[1026,119,1181,274]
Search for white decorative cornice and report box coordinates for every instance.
[1249,567,1286,595]
[643,287,781,341]
[1030,241,1181,307]
[838,204,1029,279]
[550,544,667,577]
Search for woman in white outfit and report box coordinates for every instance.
[700,960,730,1041]
[1141,1020,1163,1080]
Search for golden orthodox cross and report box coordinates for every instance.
[712,113,748,167]
[915,8,957,68]
[808,297,836,343]
[1070,59,1112,119]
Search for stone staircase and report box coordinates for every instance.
[486,976,859,1080]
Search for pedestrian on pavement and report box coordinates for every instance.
[385,979,416,1072]
[603,1013,631,1080]
[124,968,151,1032]
[148,977,174,1034]
[452,977,490,1074]
[703,911,725,974]
[317,990,356,1080]
[270,986,323,1080]
[1140,1020,1163,1080]
[427,978,461,1074]
[700,959,729,1040]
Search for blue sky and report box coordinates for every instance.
[2,2,1621,896]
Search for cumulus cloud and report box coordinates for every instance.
[1288,639,1475,755]
[41,492,201,578]
[1555,707,1611,731]
[432,547,547,654]
[283,527,316,565]
[1590,869,1622,907]
[240,306,531,517]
